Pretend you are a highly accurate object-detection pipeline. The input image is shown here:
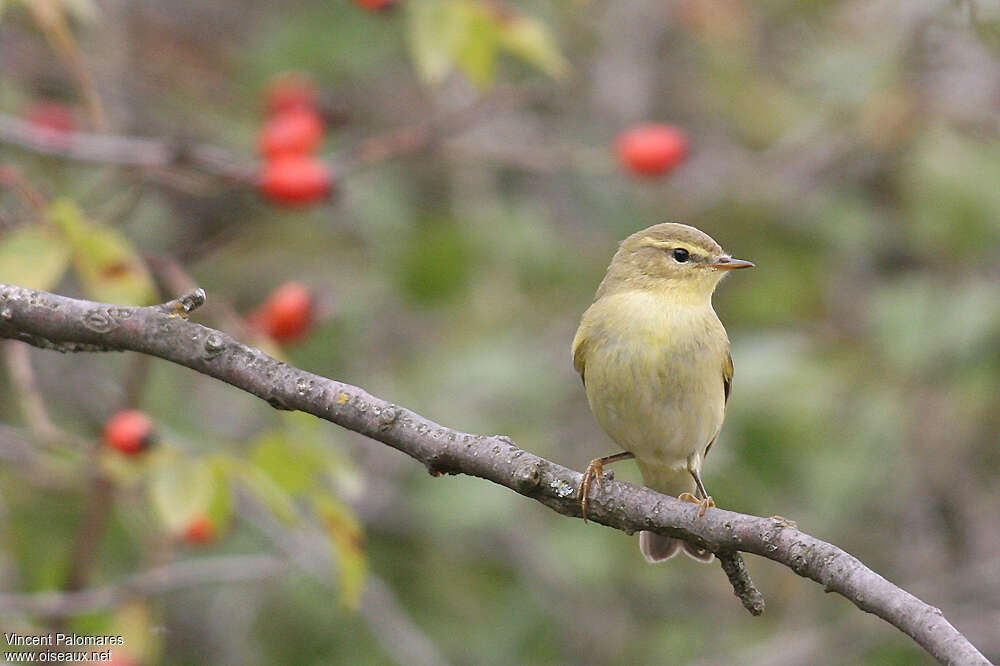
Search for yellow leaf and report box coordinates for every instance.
[149,456,215,533]
[47,198,156,305]
[0,223,70,290]
[497,13,570,79]
[408,0,468,84]
[455,3,499,88]
[114,600,161,665]
[314,494,367,608]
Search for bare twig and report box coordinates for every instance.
[0,284,991,666]
[0,425,79,490]
[0,555,285,618]
[26,0,107,131]
[240,493,450,666]
[63,349,152,596]
[0,88,526,186]
[0,113,256,181]
[3,341,59,442]
[361,576,451,666]
[62,475,113,592]
[0,165,49,215]
[718,548,766,616]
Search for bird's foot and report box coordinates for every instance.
[578,458,606,523]
[577,452,633,523]
[678,492,715,519]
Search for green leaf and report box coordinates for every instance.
[47,198,156,305]
[313,493,367,608]
[149,456,215,533]
[250,430,324,495]
[454,4,499,87]
[206,457,234,531]
[232,460,301,524]
[280,411,366,500]
[497,14,569,79]
[408,0,467,85]
[0,223,70,290]
[408,0,566,88]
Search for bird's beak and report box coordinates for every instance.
[709,256,754,270]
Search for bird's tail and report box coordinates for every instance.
[639,531,714,563]
[637,463,714,563]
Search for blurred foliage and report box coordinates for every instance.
[1,0,1000,664]
[409,0,568,86]
[49,198,156,305]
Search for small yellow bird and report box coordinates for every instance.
[573,223,753,562]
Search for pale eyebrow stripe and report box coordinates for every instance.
[641,239,710,261]
[642,239,678,250]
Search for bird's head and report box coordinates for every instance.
[596,223,753,303]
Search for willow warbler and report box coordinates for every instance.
[573,223,752,562]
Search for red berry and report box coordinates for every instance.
[354,0,397,12]
[259,107,325,158]
[103,410,155,455]
[182,514,215,544]
[259,155,333,206]
[264,72,317,115]
[616,124,689,177]
[248,282,314,343]
[25,102,75,134]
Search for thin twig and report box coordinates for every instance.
[0,88,530,186]
[62,475,113,592]
[718,549,766,616]
[240,493,450,666]
[0,165,50,215]
[0,284,990,666]
[3,341,59,442]
[360,576,451,666]
[0,425,79,490]
[27,0,107,131]
[0,555,286,618]
[0,113,254,179]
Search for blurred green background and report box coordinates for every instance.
[1,1,999,664]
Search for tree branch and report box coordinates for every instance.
[0,92,513,186]
[0,113,255,180]
[0,555,285,618]
[0,284,990,666]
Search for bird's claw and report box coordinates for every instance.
[678,492,715,519]
[578,458,606,523]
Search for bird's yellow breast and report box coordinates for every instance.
[573,289,729,480]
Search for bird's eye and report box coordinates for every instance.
[672,248,690,263]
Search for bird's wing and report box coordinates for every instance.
[571,331,587,387]
[723,350,734,405]
[705,351,735,460]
